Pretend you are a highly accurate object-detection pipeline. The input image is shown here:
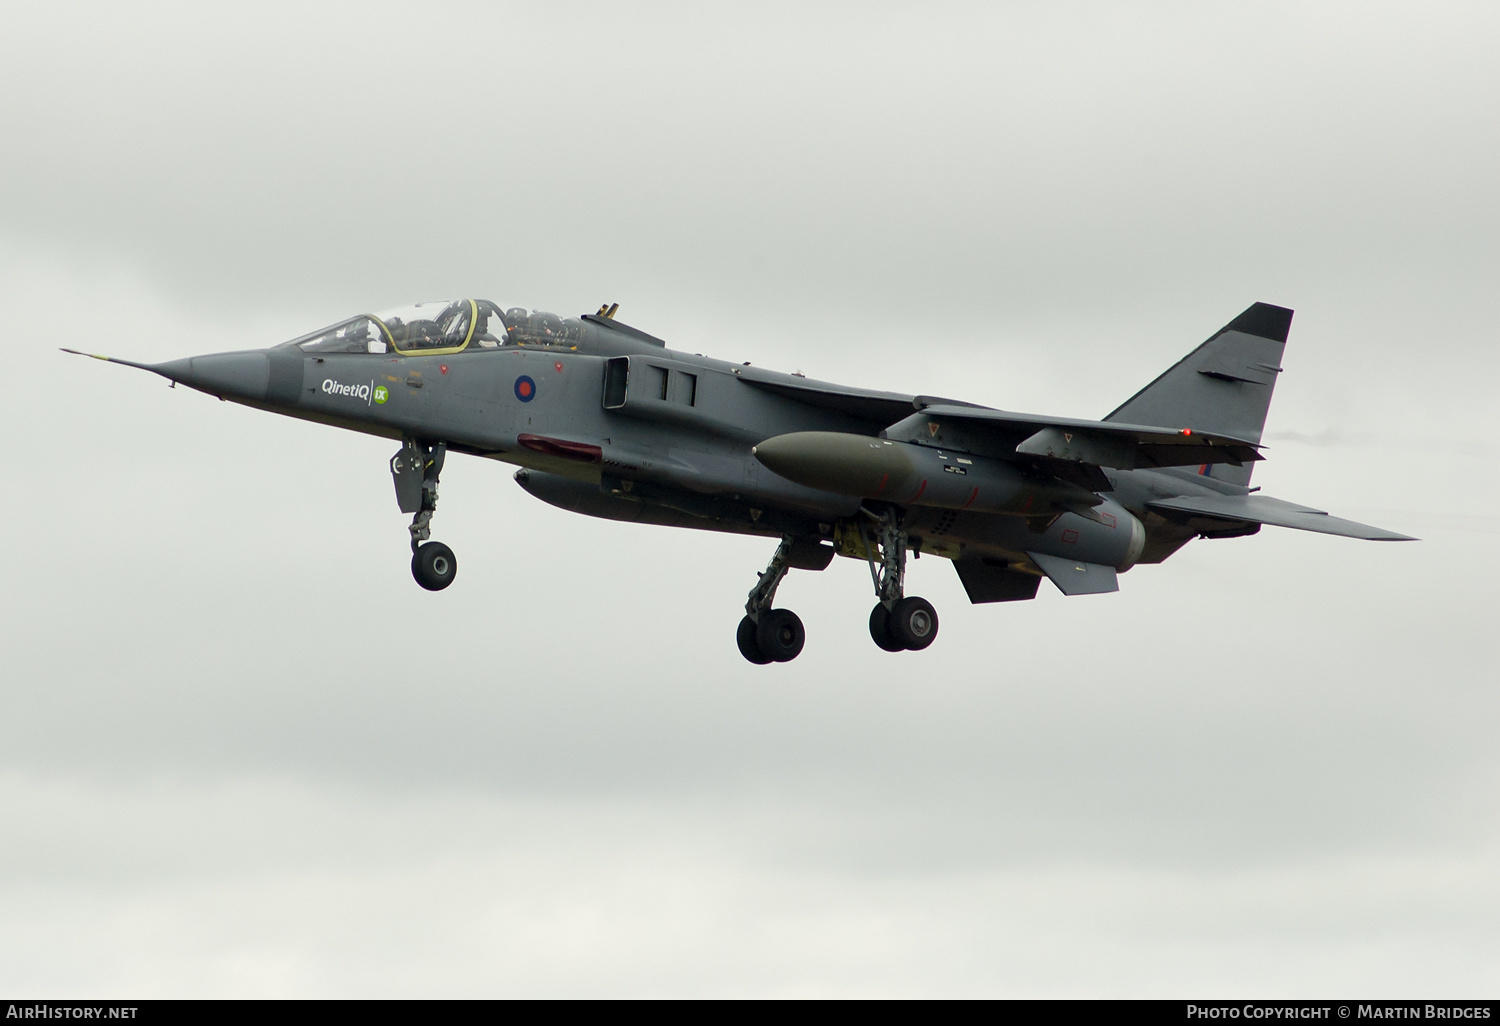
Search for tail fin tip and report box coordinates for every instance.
[1224,303,1294,343]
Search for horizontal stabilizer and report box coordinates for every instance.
[1147,494,1415,541]
[1027,552,1120,595]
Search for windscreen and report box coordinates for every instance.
[294,317,387,354]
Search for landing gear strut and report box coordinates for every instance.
[737,536,806,664]
[393,439,457,591]
[859,507,938,653]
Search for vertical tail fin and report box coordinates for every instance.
[1105,302,1292,486]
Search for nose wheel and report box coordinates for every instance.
[412,541,458,591]
[393,439,457,591]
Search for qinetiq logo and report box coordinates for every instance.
[322,378,373,403]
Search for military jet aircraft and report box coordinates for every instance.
[66,299,1411,664]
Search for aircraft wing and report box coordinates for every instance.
[1147,493,1416,541]
[736,371,918,425]
[915,404,1263,469]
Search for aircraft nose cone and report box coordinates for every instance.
[155,351,270,401]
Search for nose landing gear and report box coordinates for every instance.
[393,439,458,591]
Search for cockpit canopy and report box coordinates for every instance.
[286,300,587,355]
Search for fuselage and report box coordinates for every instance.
[156,304,1235,577]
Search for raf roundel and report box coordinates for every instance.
[514,375,536,402]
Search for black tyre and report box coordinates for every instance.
[737,615,772,665]
[756,609,805,662]
[889,596,938,650]
[411,541,458,591]
[868,603,905,652]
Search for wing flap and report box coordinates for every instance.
[1147,494,1416,541]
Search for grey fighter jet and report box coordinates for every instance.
[66,299,1412,664]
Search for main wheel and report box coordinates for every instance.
[737,615,772,665]
[411,541,458,591]
[756,609,805,662]
[889,596,938,650]
[868,603,905,652]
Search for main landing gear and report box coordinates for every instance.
[734,512,939,665]
[737,536,806,664]
[860,507,939,654]
[393,439,457,591]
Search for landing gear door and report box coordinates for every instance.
[391,444,424,513]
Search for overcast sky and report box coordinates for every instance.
[1,0,1497,997]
